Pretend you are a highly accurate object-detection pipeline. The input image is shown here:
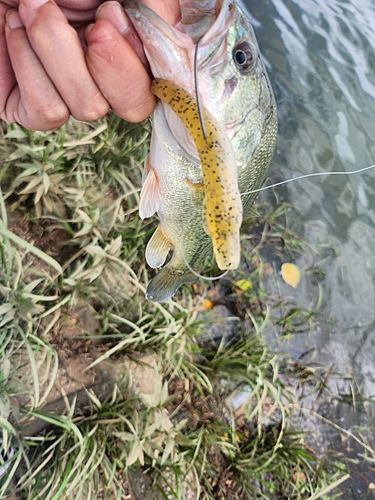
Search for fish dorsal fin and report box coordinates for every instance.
[139,155,161,220]
[146,225,172,269]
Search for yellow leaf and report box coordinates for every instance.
[235,279,252,291]
[369,483,375,490]
[281,263,301,288]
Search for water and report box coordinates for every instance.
[240,0,375,495]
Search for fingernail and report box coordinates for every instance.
[20,0,49,10]
[96,1,130,34]
[6,10,24,29]
[85,23,95,37]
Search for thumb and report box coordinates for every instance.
[86,5,155,122]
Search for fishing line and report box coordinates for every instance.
[179,50,374,283]
[194,37,207,140]
[240,163,375,196]
[159,40,226,284]
[188,38,231,280]
[180,163,375,282]
[181,214,229,281]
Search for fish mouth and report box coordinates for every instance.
[125,0,237,162]
[125,0,195,88]
[124,0,235,91]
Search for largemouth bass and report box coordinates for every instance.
[125,0,278,302]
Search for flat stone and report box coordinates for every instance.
[124,353,160,396]
[198,305,240,345]
[128,467,196,500]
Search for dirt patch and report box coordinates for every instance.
[98,472,134,500]
[166,378,247,499]
[167,378,218,427]
[7,209,73,269]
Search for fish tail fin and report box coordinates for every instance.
[146,267,196,302]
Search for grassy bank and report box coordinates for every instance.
[0,115,361,499]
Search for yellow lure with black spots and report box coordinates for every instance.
[151,78,243,270]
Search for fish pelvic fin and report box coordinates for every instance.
[146,267,196,302]
[146,225,172,268]
[139,155,161,219]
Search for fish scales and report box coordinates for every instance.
[125,0,278,302]
[151,78,242,270]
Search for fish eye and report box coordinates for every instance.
[233,42,256,73]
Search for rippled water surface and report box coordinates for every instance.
[240,0,375,494]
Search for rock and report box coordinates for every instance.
[128,467,197,500]
[124,353,161,396]
[198,305,240,346]
[128,468,158,500]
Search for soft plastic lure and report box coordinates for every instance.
[151,78,243,270]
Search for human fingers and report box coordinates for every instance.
[18,0,109,122]
[96,1,148,68]
[0,3,17,120]
[0,1,18,7]
[140,0,180,25]
[1,0,106,21]
[86,2,155,122]
[4,10,70,128]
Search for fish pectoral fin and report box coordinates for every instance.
[139,156,161,219]
[185,179,204,190]
[146,225,172,268]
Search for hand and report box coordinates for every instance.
[0,0,180,130]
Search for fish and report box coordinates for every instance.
[125,0,278,302]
